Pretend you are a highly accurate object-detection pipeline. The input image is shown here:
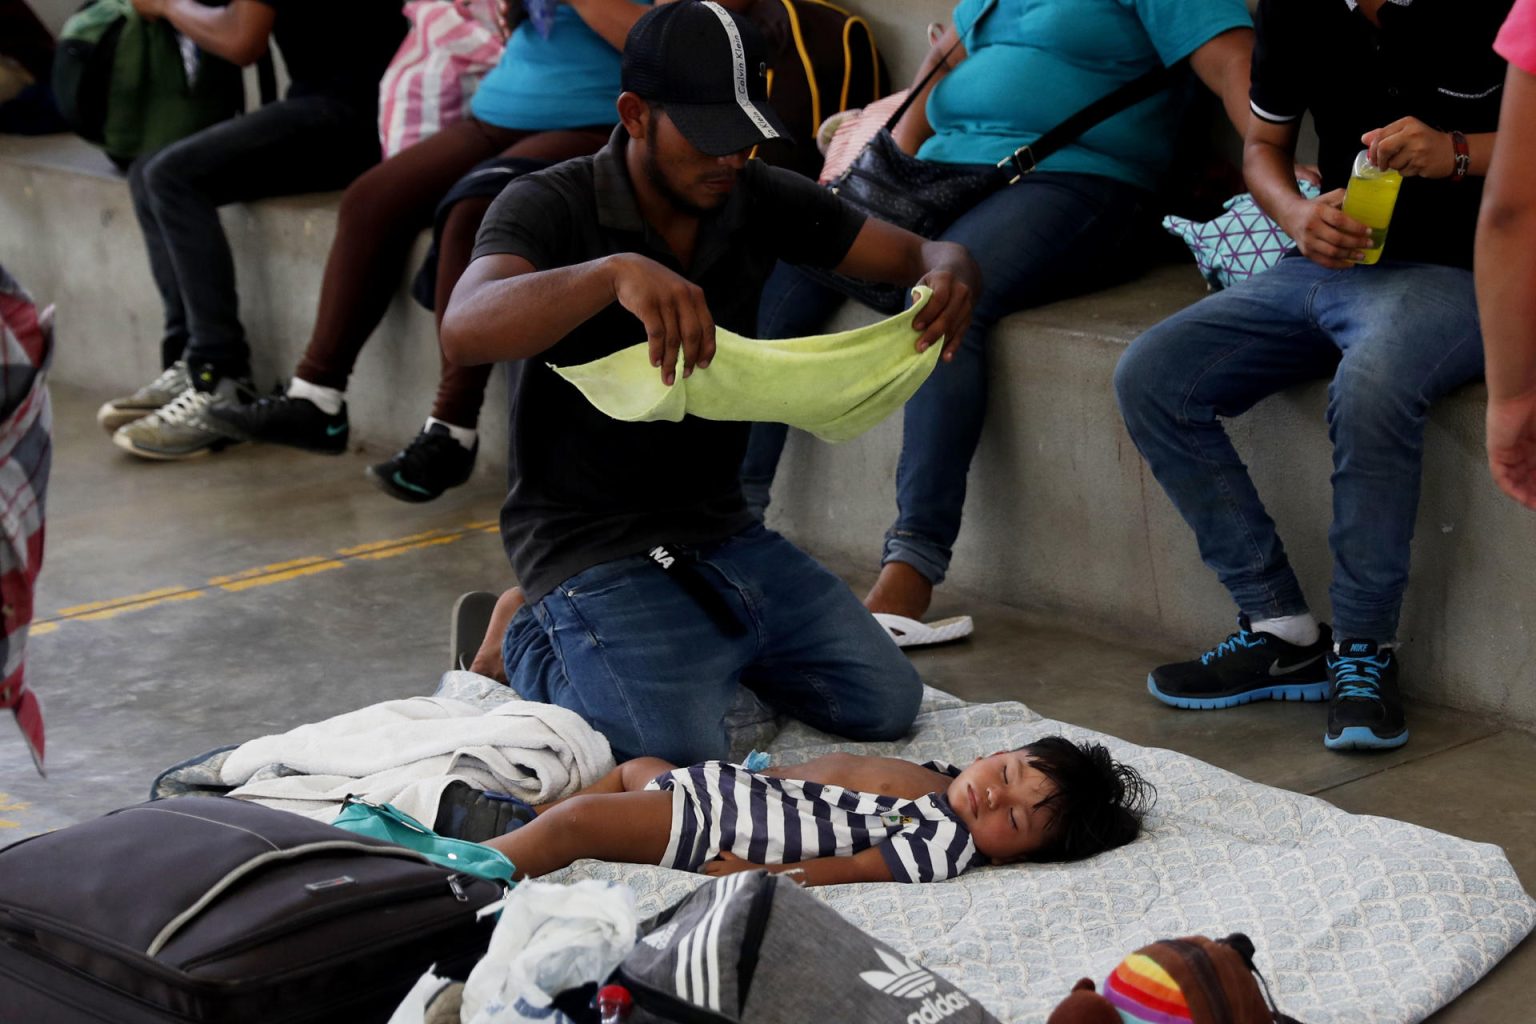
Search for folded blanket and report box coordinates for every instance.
[550,286,941,442]
[220,690,613,825]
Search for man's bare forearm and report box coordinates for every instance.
[1245,136,1309,234]
[156,0,272,65]
[441,255,622,366]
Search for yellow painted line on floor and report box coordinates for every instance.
[0,793,29,830]
[32,520,502,636]
[212,556,347,593]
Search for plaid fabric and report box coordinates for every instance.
[0,264,52,775]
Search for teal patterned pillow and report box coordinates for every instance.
[1162,181,1321,290]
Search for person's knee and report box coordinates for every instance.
[1114,327,1182,434]
[1326,362,1423,446]
[134,149,186,203]
[844,658,922,741]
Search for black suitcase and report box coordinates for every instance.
[0,796,503,1023]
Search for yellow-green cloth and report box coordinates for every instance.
[549,286,942,443]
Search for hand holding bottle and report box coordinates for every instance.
[1283,189,1374,269]
[1361,116,1456,178]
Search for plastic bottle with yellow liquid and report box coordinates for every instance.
[1341,149,1402,264]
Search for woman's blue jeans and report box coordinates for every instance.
[1114,255,1484,641]
[745,171,1149,585]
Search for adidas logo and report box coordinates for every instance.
[859,951,971,1024]
[642,922,679,950]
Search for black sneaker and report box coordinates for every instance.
[208,391,349,454]
[1148,616,1333,709]
[1324,640,1408,751]
[366,423,476,503]
[432,780,538,841]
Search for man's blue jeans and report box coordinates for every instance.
[1115,255,1484,642]
[744,172,1149,585]
[501,524,922,763]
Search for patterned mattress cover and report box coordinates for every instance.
[549,686,1535,1024]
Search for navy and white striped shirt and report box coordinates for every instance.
[647,761,980,883]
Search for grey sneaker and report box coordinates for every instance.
[96,361,192,433]
[112,376,254,460]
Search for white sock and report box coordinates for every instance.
[288,377,344,416]
[1250,612,1320,647]
[426,417,477,450]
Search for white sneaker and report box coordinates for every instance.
[112,376,254,460]
[96,361,193,433]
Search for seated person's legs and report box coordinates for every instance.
[109,96,381,459]
[1116,256,1338,704]
[1315,262,1483,749]
[875,174,1151,621]
[367,127,612,502]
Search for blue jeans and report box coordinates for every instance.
[1114,255,1484,641]
[744,172,1148,584]
[128,95,380,374]
[500,524,922,763]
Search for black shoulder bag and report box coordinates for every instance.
[812,0,1189,312]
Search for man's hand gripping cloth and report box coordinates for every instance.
[551,286,942,442]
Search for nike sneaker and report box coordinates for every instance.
[1324,639,1408,751]
[208,390,349,454]
[96,360,192,433]
[1148,616,1333,709]
[365,423,477,503]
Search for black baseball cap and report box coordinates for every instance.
[621,1,792,157]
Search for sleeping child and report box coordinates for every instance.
[476,736,1153,885]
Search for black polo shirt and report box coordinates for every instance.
[471,127,866,603]
[1250,0,1512,268]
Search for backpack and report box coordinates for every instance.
[52,0,269,167]
[747,0,889,179]
[616,872,1002,1024]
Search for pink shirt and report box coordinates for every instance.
[1496,0,1536,74]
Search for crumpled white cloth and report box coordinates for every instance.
[461,880,640,1024]
[220,688,613,824]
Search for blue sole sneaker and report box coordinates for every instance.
[1147,616,1333,711]
[1324,639,1409,751]
[1147,675,1330,710]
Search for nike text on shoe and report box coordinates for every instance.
[111,374,254,460]
[96,361,192,433]
[1147,616,1333,710]
[365,423,477,503]
[1325,639,1408,751]
[207,392,349,454]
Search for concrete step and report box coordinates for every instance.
[4,125,1532,729]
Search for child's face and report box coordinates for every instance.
[946,751,1058,862]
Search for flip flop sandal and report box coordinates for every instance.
[872,613,975,649]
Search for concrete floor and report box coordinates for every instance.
[4,383,1532,1021]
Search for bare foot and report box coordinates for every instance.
[863,562,933,621]
[470,586,525,684]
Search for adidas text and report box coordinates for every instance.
[907,992,971,1024]
[648,545,675,570]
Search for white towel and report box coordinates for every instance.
[221,689,614,824]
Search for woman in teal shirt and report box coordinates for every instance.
[746,0,1257,630]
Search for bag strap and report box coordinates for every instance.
[876,0,1189,185]
[255,50,277,107]
[998,57,1189,183]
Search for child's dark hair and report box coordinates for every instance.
[1016,736,1154,863]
